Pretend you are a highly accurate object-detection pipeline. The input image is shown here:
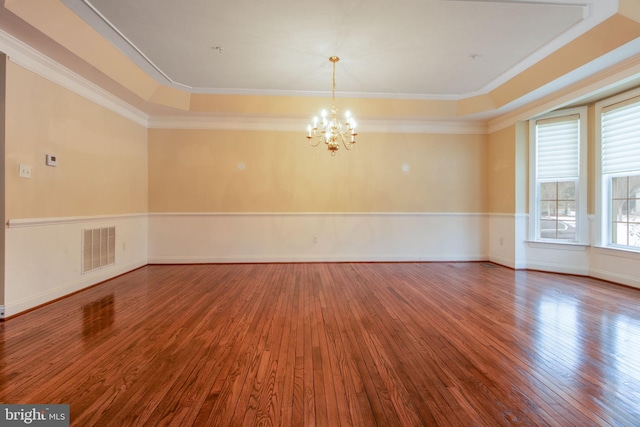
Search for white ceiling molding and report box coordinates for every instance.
[460,0,620,97]
[0,29,149,127]
[0,27,485,134]
[488,46,640,134]
[148,115,488,135]
[0,26,485,135]
[62,0,600,97]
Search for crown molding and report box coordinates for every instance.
[0,28,149,127]
[148,115,488,135]
[0,27,486,134]
[488,44,640,134]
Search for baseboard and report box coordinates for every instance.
[4,259,147,318]
[526,261,589,276]
[0,305,5,320]
[589,268,640,290]
[148,254,488,264]
[488,255,527,270]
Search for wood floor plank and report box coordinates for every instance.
[1,262,640,426]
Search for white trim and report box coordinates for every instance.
[185,88,464,101]
[526,260,589,276]
[62,0,617,101]
[148,253,487,264]
[148,211,490,265]
[149,115,488,135]
[488,212,529,219]
[4,259,146,318]
[5,215,149,317]
[149,211,490,218]
[5,211,498,227]
[488,254,520,270]
[7,213,148,228]
[589,268,640,290]
[488,48,640,134]
[0,27,487,134]
[465,0,618,97]
[0,29,149,127]
[526,241,589,251]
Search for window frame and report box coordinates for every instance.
[595,88,640,251]
[529,107,588,244]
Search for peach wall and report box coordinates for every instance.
[5,61,148,219]
[189,94,459,118]
[5,0,163,105]
[488,125,516,214]
[148,129,488,213]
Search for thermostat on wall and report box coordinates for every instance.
[46,154,58,166]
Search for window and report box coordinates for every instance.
[611,175,640,247]
[598,92,640,250]
[530,108,587,243]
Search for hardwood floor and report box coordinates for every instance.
[1,262,639,426]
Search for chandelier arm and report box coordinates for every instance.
[307,137,323,147]
[339,132,354,150]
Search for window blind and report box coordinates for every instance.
[536,115,580,179]
[602,98,640,174]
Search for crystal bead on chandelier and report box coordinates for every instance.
[306,56,358,155]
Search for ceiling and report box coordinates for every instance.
[57,0,623,100]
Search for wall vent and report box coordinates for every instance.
[82,226,115,274]
[481,262,499,269]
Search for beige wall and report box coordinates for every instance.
[487,125,516,214]
[5,62,148,219]
[149,129,488,213]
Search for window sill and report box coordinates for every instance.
[526,242,640,259]
[526,240,589,251]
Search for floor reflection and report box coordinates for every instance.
[535,295,581,376]
[82,294,115,339]
[613,315,640,401]
[527,280,640,423]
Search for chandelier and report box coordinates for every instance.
[306,56,358,155]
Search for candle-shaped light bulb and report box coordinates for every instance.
[321,109,327,118]
[313,116,318,128]
[307,124,312,137]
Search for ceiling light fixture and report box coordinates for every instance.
[306,56,358,155]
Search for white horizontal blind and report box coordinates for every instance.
[602,97,640,174]
[536,115,580,179]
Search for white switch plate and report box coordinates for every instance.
[19,164,31,178]
[46,154,58,166]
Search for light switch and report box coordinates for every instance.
[19,164,31,178]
